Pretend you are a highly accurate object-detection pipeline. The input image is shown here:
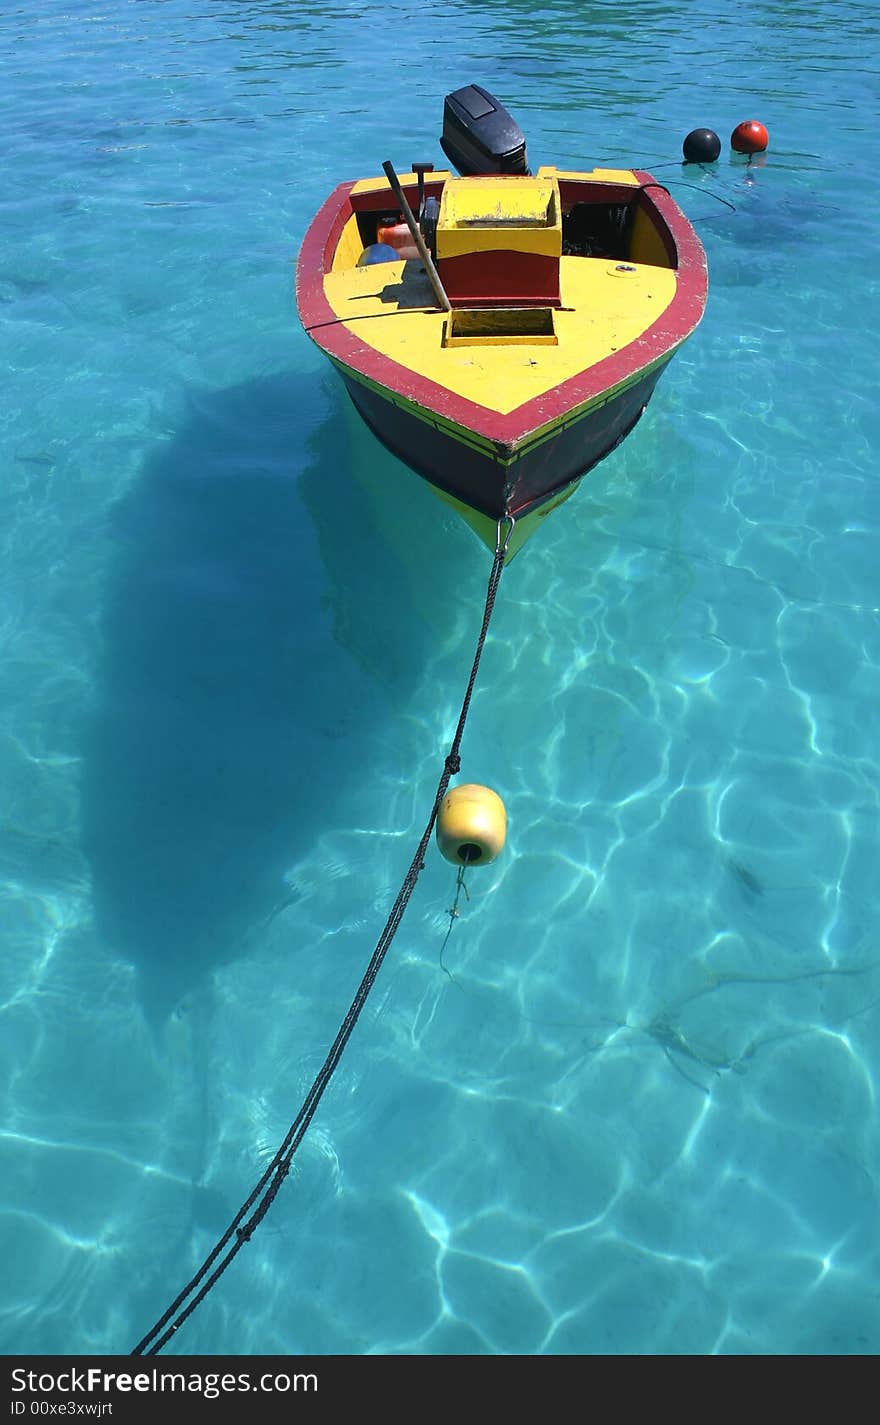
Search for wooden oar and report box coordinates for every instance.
[382,159,451,312]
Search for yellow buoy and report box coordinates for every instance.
[436,783,506,867]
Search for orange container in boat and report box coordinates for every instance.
[376,218,420,261]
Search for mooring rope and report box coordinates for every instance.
[439,862,470,984]
[131,515,514,1356]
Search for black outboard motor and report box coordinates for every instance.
[440,84,530,176]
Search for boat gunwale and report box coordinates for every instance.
[295,169,707,453]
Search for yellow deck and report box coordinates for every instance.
[322,246,677,418]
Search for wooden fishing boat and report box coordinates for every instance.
[296,86,707,560]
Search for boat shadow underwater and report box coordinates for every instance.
[81,371,457,1032]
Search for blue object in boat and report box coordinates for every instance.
[357,242,400,266]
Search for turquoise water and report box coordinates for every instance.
[2,0,879,1356]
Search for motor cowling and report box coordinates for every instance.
[440,84,530,176]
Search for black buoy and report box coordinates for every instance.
[682,127,721,163]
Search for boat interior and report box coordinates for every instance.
[325,83,677,302]
[314,85,681,399]
[349,171,670,270]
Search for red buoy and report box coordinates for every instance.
[731,120,769,154]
